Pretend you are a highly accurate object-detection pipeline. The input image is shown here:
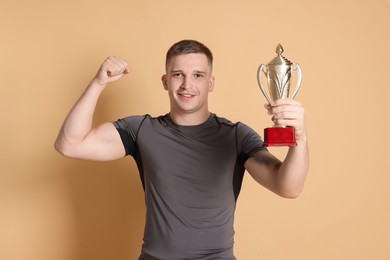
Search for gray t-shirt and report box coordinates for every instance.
[113,113,266,260]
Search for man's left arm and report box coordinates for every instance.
[244,98,309,198]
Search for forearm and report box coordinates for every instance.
[55,79,105,149]
[276,140,309,198]
[247,99,309,198]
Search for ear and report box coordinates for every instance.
[161,74,168,90]
[208,76,215,92]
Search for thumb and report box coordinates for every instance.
[123,66,131,74]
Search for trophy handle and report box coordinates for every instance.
[290,63,302,99]
[257,64,272,104]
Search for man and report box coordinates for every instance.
[55,40,309,259]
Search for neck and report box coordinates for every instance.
[169,110,211,126]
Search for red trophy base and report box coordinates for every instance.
[263,126,297,147]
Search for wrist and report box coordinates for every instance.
[295,128,308,144]
[90,77,107,89]
[295,133,308,146]
[296,139,308,146]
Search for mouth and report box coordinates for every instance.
[177,92,196,99]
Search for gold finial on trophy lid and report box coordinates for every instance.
[276,44,284,56]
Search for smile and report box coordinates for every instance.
[178,93,196,99]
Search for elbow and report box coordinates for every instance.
[54,138,76,158]
[280,192,301,199]
[54,139,67,157]
[278,187,304,199]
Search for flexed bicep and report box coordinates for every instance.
[56,122,125,161]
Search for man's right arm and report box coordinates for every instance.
[54,56,130,161]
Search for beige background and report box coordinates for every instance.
[1,0,390,259]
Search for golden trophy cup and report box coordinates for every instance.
[257,44,302,146]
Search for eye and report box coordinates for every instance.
[194,73,203,78]
[172,72,183,77]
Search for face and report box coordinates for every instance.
[162,53,215,116]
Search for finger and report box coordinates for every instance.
[123,66,131,74]
[104,57,129,77]
[271,103,304,116]
[264,103,272,115]
[271,98,301,107]
[273,118,303,128]
[272,108,305,128]
[273,111,303,120]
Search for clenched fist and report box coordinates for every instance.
[94,56,131,86]
[265,98,307,143]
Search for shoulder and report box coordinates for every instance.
[113,114,158,127]
[212,114,256,130]
[113,114,173,132]
[236,121,257,134]
[212,114,237,127]
[211,114,261,139]
[112,114,153,136]
[115,114,149,123]
[233,121,265,151]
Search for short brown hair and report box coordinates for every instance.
[165,39,213,70]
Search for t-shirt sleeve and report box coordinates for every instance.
[112,115,146,156]
[236,122,267,164]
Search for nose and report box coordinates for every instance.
[180,75,192,89]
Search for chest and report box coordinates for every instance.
[136,123,238,188]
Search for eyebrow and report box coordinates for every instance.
[193,70,207,75]
[170,70,207,74]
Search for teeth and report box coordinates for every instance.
[180,93,193,97]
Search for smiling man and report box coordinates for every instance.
[162,52,214,125]
[55,40,309,260]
